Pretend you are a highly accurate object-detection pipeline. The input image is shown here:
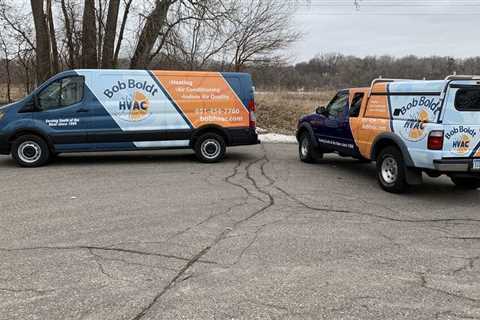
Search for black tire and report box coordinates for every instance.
[194,133,226,163]
[11,135,51,167]
[376,146,407,193]
[450,177,480,190]
[298,132,321,163]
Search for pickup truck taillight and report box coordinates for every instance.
[428,130,444,150]
[248,99,256,128]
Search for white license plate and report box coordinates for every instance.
[473,159,480,170]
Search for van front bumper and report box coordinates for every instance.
[433,159,478,172]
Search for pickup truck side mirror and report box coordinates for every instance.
[316,106,327,115]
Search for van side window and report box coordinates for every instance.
[38,76,84,111]
[349,93,364,117]
[455,87,480,111]
[327,93,348,119]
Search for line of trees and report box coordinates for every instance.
[0,0,299,102]
[248,54,480,91]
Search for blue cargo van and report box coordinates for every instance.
[0,70,259,167]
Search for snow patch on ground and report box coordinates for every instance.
[259,133,297,144]
[256,127,297,144]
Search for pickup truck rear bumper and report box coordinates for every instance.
[433,159,477,172]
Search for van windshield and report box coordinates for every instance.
[455,86,480,111]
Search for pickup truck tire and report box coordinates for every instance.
[11,134,51,167]
[376,146,407,193]
[194,132,226,163]
[450,177,480,190]
[299,132,322,163]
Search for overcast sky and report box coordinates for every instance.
[288,0,480,62]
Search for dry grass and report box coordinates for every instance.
[255,91,335,134]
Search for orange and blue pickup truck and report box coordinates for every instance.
[0,70,259,167]
[297,75,480,193]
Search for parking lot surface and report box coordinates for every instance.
[0,143,479,320]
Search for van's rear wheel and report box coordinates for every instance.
[376,146,407,193]
[450,177,480,190]
[194,133,226,163]
[11,135,51,167]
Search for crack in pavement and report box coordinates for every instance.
[274,185,480,225]
[224,160,265,204]
[167,198,249,241]
[0,245,217,265]
[130,229,230,320]
[452,256,480,275]
[417,272,480,304]
[129,148,278,319]
[0,287,54,295]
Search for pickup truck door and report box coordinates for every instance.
[316,91,355,154]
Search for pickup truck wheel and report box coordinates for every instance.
[450,177,480,190]
[194,133,226,163]
[376,146,407,193]
[11,135,51,167]
[299,133,320,163]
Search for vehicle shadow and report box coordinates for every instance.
[0,150,259,168]
[312,156,480,199]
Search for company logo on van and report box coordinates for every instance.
[103,80,158,122]
[397,96,440,142]
[446,126,477,155]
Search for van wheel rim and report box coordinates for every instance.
[18,141,41,164]
[381,156,398,184]
[301,137,309,157]
[201,139,221,160]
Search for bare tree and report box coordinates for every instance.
[59,0,76,68]
[46,0,60,74]
[82,0,98,68]
[113,0,132,67]
[31,0,52,83]
[101,0,120,68]
[0,31,11,102]
[227,0,300,71]
[130,0,174,69]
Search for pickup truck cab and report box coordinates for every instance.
[0,69,258,167]
[297,75,480,193]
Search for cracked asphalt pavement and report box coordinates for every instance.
[0,143,479,320]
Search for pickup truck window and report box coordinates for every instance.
[327,93,348,119]
[455,87,480,111]
[349,93,364,118]
[38,76,84,111]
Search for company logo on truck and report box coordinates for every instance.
[446,126,477,155]
[397,96,440,142]
[103,80,158,122]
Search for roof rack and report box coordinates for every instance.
[368,77,417,97]
[370,77,419,88]
[445,74,480,81]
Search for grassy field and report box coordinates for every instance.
[255,91,335,134]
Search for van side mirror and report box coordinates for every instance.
[316,106,327,115]
[19,96,38,113]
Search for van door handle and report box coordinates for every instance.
[77,108,89,113]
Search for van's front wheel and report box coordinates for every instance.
[376,146,407,193]
[194,133,226,163]
[11,135,51,167]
